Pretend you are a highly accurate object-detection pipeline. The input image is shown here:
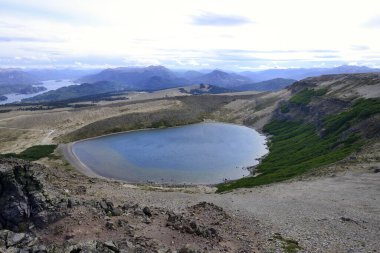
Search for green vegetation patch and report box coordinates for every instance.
[324,98,380,136]
[0,145,57,161]
[273,234,302,253]
[289,88,327,105]
[150,119,177,128]
[217,98,379,192]
[280,104,290,113]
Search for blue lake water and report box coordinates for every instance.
[72,123,268,184]
[0,79,77,104]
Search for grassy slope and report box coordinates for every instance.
[288,88,327,105]
[0,145,57,161]
[60,94,260,142]
[217,98,380,192]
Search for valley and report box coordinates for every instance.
[1,1,379,251]
[0,72,379,252]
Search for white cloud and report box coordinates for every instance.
[192,12,252,26]
[188,59,200,66]
[363,15,380,28]
[0,0,379,69]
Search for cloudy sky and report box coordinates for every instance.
[0,0,379,70]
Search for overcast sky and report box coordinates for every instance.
[0,0,379,70]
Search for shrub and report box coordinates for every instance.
[0,145,57,161]
[217,98,379,192]
[289,88,327,105]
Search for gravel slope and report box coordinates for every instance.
[58,139,380,252]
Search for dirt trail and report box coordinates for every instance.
[41,129,55,144]
[0,126,55,144]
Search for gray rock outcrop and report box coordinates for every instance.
[0,159,64,232]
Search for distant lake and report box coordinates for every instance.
[0,79,77,104]
[72,123,268,184]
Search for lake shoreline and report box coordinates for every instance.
[60,143,218,189]
[0,79,76,105]
[62,121,269,187]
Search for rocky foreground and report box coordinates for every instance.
[0,158,269,252]
[1,149,379,253]
[1,72,380,252]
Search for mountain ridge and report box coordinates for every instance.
[240,65,380,82]
[234,78,296,91]
[218,72,380,191]
[0,68,46,96]
[78,66,252,90]
[79,64,380,90]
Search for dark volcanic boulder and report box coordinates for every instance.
[166,211,219,239]
[0,158,63,231]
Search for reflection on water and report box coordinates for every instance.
[72,123,268,184]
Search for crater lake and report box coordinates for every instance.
[71,122,268,184]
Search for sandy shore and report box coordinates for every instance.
[59,143,103,179]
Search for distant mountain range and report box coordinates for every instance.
[192,70,251,87]
[0,68,46,95]
[27,68,100,81]
[78,66,251,90]
[23,83,234,103]
[1,64,379,100]
[77,66,189,90]
[0,68,100,96]
[176,70,204,80]
[79,65,380,91]
[0,68,39,86]
[234,78,296,92]
[240,65,380,82]
[23,81,125,102]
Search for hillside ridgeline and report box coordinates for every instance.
[218,73,380,191]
